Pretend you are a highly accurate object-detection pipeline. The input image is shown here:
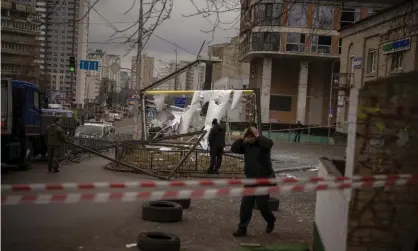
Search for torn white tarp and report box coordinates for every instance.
[178,91,201,134]
[201,90,232,149]
[231,90,243,110]
[153,95,165,112]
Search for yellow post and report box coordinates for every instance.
[145,90,254,95]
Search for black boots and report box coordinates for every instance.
[206,168,219,174]
[232,228,247,237]
[266,221,275,233]
[233,222,275,237]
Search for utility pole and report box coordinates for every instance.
[136,0,147,140]
[174,46,178,90]
[70,0,77,107]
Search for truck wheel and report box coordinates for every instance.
[137,232,180,251]
[142,201,183,223]
[19,142,34,170]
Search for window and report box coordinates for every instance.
[340,8,361,28]
[286,32,305,52]
[270,95,292,112]
[390,51,404,71]
[311,35,332,54]
[287,3,306,27]
[313,5,333,29]
[253,3,282,26]
[252,32,280,51]
[366,50,377,74]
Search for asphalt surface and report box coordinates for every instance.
[1,119,345,251]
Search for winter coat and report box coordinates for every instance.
[208,123,226,149]
[230,135,274,179]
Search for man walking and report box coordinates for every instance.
[207,118,226,174]
[230,126,276,237]
[46,118,66,172]
[294,121,303,143]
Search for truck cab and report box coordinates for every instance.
[1,79,44,169]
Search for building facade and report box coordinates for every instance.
[155,60,205,90]
[43,0,89,106]
[119,71,129,89]
[108,54,121,92]
[1,0,40,83]
[239,0,391,124]
[337,0,418,134]
[131,55,154,89]
[208,37,250,83]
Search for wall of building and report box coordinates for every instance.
[131,55,154,89]
[345,71,418,251]
[338,2,418,133]
[208,37,250,83]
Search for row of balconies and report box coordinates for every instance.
[1,0,37,14]
[239,32,339,60]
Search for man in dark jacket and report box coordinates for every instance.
[46,118,66,172]
[207,118,226,174]
[294,121,303,143]
[230,126,276,237]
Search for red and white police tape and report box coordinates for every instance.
[2,178,418,205]
[2,174,418,193]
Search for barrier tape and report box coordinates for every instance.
[2,174,417,193]
[2,178,418,205]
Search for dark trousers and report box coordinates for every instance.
[209,147,223,171]
[47,147,61,171]
[294,131,301,142]
[238,194,276,229]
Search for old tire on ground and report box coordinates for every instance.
[137,232,180,251]
[142,201,183,222]
[254,197,280,211]
[162,199,191,209]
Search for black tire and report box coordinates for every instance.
[163,199,191,209]
[137,232,180,251]
[142,201,183,223]
[254,197,280,212]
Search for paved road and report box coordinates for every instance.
[1,118,345,251]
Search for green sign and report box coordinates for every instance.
[382,38,410,54]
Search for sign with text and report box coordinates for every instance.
[353,57,362,69]
[382,37,410,54]
[80,60,99,71]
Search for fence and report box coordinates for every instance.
[227,124,336,144]
[113,146,244,178]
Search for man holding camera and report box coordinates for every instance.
[230,126,276,237]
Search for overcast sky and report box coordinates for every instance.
[88,0,239,72]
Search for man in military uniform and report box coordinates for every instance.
[46,118,66,172]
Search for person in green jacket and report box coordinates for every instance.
[46,118,66,172]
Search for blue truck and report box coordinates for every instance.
[1,79,76,169]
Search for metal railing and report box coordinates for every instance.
[228,125,337,144]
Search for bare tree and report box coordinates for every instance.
[108,0,174,56]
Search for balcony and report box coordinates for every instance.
[239,31,340,62]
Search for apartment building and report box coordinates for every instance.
[208,37,250,83]
[131,55,154,89]
[239,0,392,124]
[119,71,129,89]
[36,0,46,76]
[108,54,121,92]
[1,0,40,83]
[44,0,89,106]
[337,0,418,134]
